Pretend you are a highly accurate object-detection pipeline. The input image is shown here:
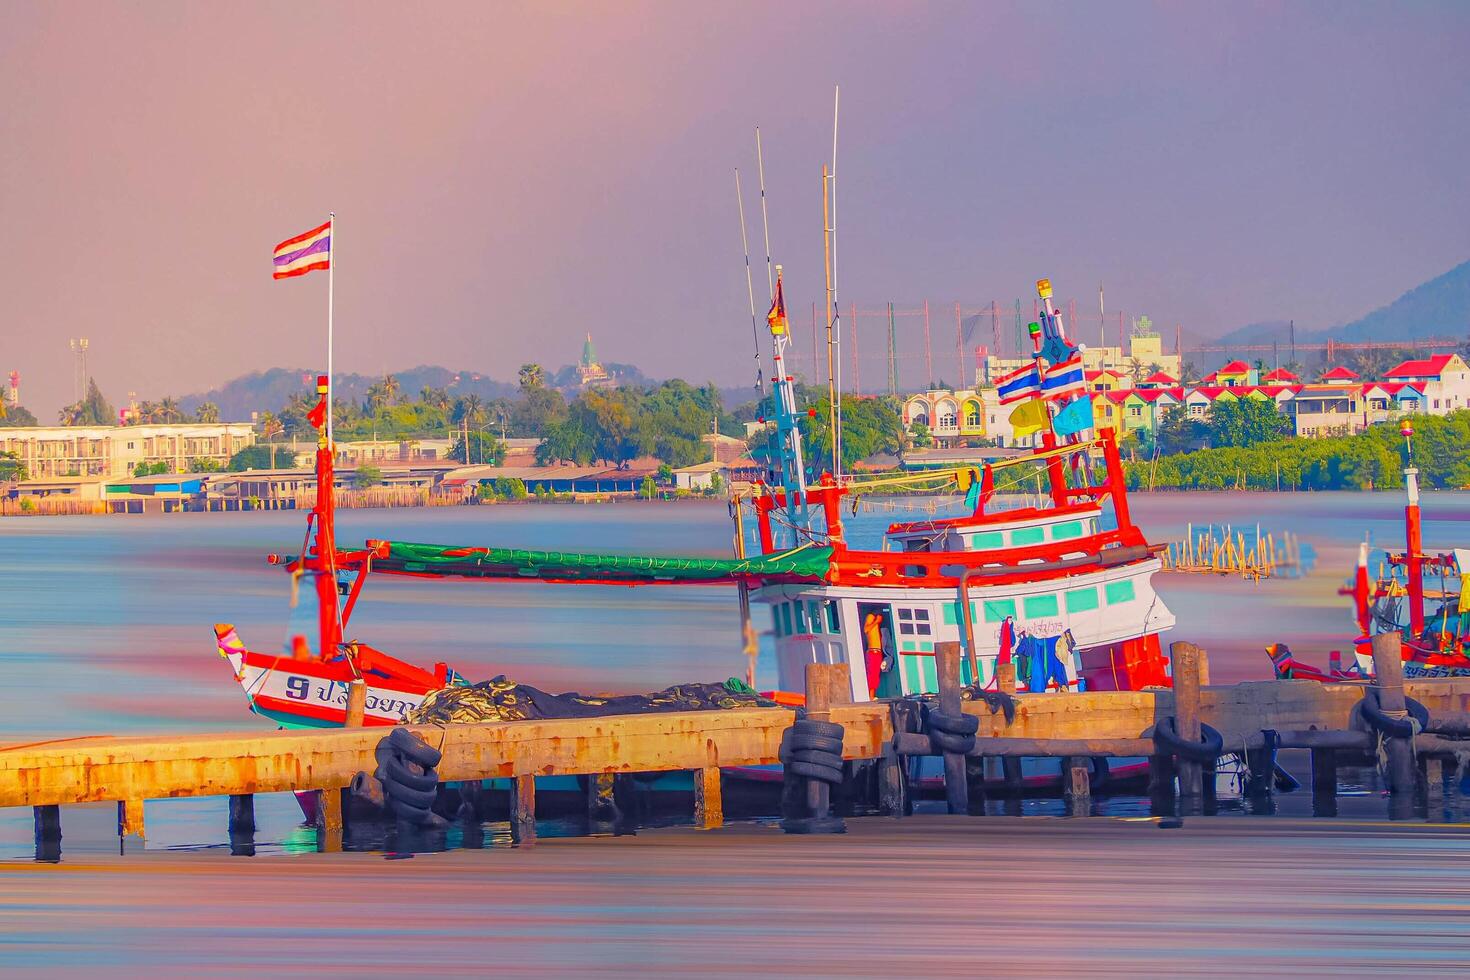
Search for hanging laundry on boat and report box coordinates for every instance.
[997,616,1015,666]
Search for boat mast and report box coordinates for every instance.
[1402,422,1425,636]
[767,265,811,540]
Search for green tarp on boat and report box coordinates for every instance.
[362,540,833,585]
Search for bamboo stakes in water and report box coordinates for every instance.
[1161,523,1300,581]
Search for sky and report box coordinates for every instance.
[2,1,1468,417]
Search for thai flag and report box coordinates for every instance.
[1041,355,1085,400]
[996,362,1041,404]
[273,220,331,279]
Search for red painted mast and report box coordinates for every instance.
[1401,422,1425,637]
[306,374,342,659]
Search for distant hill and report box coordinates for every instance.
[1216,260,1470,347]
[178,366,517,421]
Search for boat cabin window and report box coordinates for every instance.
[1065,587,1099,612]
[1105,579,1136,605]
[896,607,932,637]
[1050,520,1085,541]
[1010,526,1045,546]
[794,602,809,634]
[968,531,1004,550]
[903,537,934,553]
[779,603,794,636]
[823,600,840,633]
[1023,594,1059,619]
[983,599,1016,623]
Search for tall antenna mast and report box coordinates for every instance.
[755,128,774,299]
[1098,282,1105,352]
[829,85,843,478]
[823,165,838,476]
[734,169,765,393]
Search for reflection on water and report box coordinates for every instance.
[2,491,1468,853]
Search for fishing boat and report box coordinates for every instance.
[1339,421,1469,679]
[215,276,1177,739]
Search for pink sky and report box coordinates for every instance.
[2,1,1468,417]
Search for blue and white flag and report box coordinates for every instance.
[1040,355,1085,400]
[1051,395,1094,437]
[996,362,1041,404]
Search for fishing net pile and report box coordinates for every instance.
[406,675,777,725]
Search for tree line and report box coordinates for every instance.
[1124,409,1470,491]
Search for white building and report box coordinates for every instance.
[0,423,256,479]
[1384,354,1470,415]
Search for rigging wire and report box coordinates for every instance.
[734,168,765,394]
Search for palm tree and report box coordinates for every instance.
[158,397,182,423]
[258,411,284,468]
[381,374,400,405]
[454,393,486,426]
[195,402,220,423]
[57,403,83,426]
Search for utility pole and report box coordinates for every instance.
[887,302,897,397]
[922,299,933,388]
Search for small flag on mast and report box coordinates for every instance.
[1040,354,1085,400]
[766,270,788,336]
[273,220,332,279]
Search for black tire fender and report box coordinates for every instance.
[378,753,439,792]
[1152,717,1224,762]
[384,727,443,768]
[788,732,843,755]
[379,772,439,810]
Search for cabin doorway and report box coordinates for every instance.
[856,602,899,698]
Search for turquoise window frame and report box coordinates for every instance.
[824,601,840,633]
[1049,520,1084,541]
[1105,579,1136,604]
[982,599,1016,623]
[794,602,809,634]
[1010,526,1045,546]
[969,531,1004,550]
[1065,587,1099,613]
[1023,593,1059,619]
[779,603,793,636]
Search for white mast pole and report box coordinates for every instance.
[756,128,774,299]
[829,86,842,479]
[327,211,335,445]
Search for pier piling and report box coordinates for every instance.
[1064,758,1090,816]
[117,799,145,842]
[694,766,723,830]
[344,680,367,728]
[995,661,1024,792]
[934,642,970,815]
[1370,632,1417,815]
[1310,749,1338,817]
[1171,641,1206,816]
[511,774,536,847]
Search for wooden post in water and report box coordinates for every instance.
[1371,631,1416,815]
[1064,758,1091,817]
[228,793,256,835]
[934,641,969,815]
[1310,748,1338,817]
[314,786,344,852]
[344,679,367,728]
[804,662,835,818]
[1171,641,1205,816]
[33,805,61,861]
[117,799,145,842]
[995,660,1023,791]
[510,774,536,846]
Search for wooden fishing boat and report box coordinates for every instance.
[215,277,1178,807]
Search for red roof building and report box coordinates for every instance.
[1385,354,1457,380]
[1261,368,1300,382]
[1318,365,1360,384]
